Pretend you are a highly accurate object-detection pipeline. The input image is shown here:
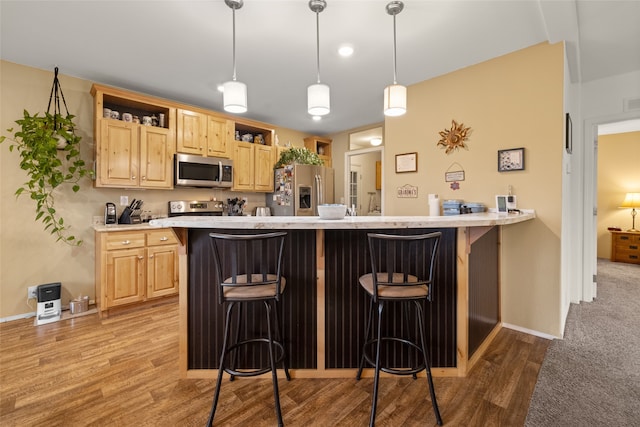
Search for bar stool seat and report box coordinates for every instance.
[207,232,290,426]
[356,232,444,426]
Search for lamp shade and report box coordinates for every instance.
[223,80,247,114]
[619,192,640,208]
[383,84,406,116]
[308,83,330,116]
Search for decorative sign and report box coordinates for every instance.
[445,162,465,182]
[397,184,418,198]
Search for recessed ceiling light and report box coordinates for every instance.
[312,115,322,121]
[338,45,354,57]
[370,138,382,146]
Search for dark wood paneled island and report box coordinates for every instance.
[150,213,535,378]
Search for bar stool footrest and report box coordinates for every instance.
[224,338,287,378]
[362,337,427,376]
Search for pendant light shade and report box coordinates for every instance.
[308,0,330,116]
[308,83,330,116]
[384,1,406,117]
[223,80,247,114]
[223,0,247,114]
[384,84,406,117]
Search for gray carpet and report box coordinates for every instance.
[525,259,640,426]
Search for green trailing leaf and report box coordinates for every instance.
[274,146,324,169]
[1,110,94,246]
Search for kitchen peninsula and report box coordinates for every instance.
[149,212,535,378]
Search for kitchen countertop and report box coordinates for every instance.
[147,210,535,230]
[93,223,159,232]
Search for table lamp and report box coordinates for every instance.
[619,192,640,232]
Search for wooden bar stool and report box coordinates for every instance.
[356,231,443,426]
[207,231,290,426]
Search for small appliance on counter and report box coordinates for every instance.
[36,282,61,326]
[118,199,143,224]
[105,202,117,224]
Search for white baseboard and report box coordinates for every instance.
[0,312,36,323]
[502,322,558,340]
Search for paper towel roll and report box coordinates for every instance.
[429,202,440,216]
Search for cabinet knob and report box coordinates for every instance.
[131,175,136,180]
[160,236,168,241]
[149,255,154,259]
[142,176,146,181]
[121,240,131,245]
[138,256,144,260]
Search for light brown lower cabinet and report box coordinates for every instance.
[95,228,179,317]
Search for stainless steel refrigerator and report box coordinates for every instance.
[267,165,334,216]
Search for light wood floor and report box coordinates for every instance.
[0,301,549,426]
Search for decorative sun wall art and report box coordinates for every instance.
[437,120,472,154]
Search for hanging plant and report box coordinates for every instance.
[0,68,93,246]
[274,146,324,169]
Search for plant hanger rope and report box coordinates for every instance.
[47,66,72,131]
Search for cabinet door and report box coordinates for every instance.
[207,117,233,158]
[139,125,175,189]
[105,248,146,307]
[176,109,206,155]
[147,245,179,298]
[254,144,274,192]
[98,119,139,187]
[233,141,255,191]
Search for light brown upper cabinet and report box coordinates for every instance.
[176,109,233,159]
[92,84,176,189]
[304,136,332,167]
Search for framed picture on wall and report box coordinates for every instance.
[497,148,525,172]
[395,152,417,173]
[565,113,572,154]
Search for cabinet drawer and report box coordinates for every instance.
[105,232,146,250]
[614,233,640,245]
[147,229,178,246]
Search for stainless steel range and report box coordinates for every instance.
[168,200,224,217]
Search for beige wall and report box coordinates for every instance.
[597,131,640,257]
[383,42,564,336]
[0,60,308,319]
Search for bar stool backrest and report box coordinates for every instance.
[366,231,442,301]
[209,232,287,303]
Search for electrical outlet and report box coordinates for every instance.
[120,195,128,206]
[27,285,37,299]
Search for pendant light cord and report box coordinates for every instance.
[392,13,398,85]
[315,11,321,84]
[232,7,237,82]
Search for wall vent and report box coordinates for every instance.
[623,97,640,111]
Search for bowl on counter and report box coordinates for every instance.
[318,204,347,220]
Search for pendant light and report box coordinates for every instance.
[223,0,247,113]
[308,0,330,116]
[384,1,406,117]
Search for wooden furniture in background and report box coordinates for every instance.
[610,230,640,264]
[304,135,332,167]
[95,228,179,317]
[375,160,381,190]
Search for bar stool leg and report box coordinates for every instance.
[357,298,375,380]
[369,301,384,427]
[207,302,235,426]
[263,300,284,426]
[229,303,243,382]
[272,298,291,381]
[402,301,418,380]
[415,301,443,426]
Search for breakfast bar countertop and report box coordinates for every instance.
[148,210,535,230]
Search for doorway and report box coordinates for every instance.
[345,127,384,215]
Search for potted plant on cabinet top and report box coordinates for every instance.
[274,146,324,169]
[0,68,93,246]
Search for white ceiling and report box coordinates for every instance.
[1,1,639,136]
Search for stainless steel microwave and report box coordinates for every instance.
[174,153,233,188]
